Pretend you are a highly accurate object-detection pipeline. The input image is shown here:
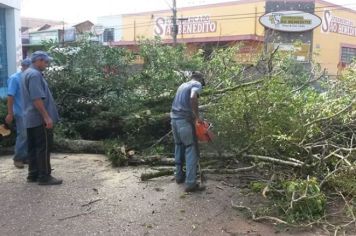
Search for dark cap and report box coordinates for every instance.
[192,71,205,86]
[21,58,31,66]
[192,71,203,79]
[31,51,53,63]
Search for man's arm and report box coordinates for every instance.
[33,99,53,129]
[190,92,201,122]
[5,96,14,124]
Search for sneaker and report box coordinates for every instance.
[38,176,63,185]
[184,183,206,192]
[14,160,25,169]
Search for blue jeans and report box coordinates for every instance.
[171,118,199,188]
[13,115,28,161]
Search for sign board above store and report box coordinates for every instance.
[154,15,217,36]
[321,10,356,37]
[259,11,322,32]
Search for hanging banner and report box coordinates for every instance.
[259,11,321,32]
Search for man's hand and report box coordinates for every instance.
[195,117,203,124]
[6,96,14,125]
[5,114,13,125]
[33,99,53,129]
[44,116,53,129]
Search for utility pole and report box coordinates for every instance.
[172,0,178,46]
[62,20,65,47]
[134,20,136,42]
[178,16,188,39]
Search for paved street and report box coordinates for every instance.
[0,154,320,236]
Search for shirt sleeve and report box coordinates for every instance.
[28,74,46,100]
[190,83,202,98]
[7,76,17,96]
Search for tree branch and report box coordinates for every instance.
[243,154,303,167]
[304,99,355,128]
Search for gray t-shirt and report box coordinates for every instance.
[20,65,59,128]
[170,80,202,120]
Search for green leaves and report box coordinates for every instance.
[272,177,326,223]
[43,40,134,139]
[205,46,243,88]
[135,38,203,100]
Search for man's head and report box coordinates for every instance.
[31,51,53,71]
[20,58,31,71]
[191,71,205,86]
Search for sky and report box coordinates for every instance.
[21,0,356,24]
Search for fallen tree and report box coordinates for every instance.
[39,39,355,233]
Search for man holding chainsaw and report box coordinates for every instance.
[170,71,206,192]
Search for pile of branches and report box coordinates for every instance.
[103,46,355,232]
[202,50,356,233]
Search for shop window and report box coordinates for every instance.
[103,28,114,42]
[341,47,356,64]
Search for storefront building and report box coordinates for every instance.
[315,0,356,75]
[99,0,356,77]
[0,0,22,97]
[119,0,265,57]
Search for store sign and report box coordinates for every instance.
[321,10,356,37]
[267,43,311,62]
[154,15,217,36]
[259,11,321,32]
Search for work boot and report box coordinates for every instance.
[38,175,63,185]
[184,183,206,192]
[175,169,186,184]
[14,160,24,169]
[176,177,185,184]
[26,176,38,183]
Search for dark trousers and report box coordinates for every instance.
[27,125,53,179]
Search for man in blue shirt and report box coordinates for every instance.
[170,71,206,192]
[21,51,62,185]
[6,58,31,168]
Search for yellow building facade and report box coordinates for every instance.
[121,0,265,43]
[314,0,356,75]
[109,0,356,76]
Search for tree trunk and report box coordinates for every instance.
[128,155,175,166]
[140,169,174,181]
[53,138,105,154]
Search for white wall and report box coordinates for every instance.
[0,0,20,9]
[0,0,22,75]
[5,7,22,75]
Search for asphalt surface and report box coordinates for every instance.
[0,153,324,236]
